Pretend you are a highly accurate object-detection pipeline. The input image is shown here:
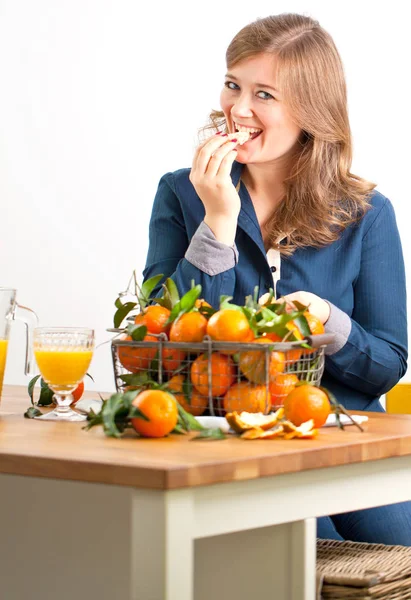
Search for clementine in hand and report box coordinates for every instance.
[297,312,325,355]
[191,352,236,397]
[284,384,330,428]
[304,312,325,336]
[131,389,178,438]
[169,312,208,343]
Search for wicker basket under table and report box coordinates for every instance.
[317,538,411,599]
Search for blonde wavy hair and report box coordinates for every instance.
[200,13,376,255]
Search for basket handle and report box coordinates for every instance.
[305,333,336,348]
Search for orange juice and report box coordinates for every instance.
[0,338,8,399]
[34,349,93,388]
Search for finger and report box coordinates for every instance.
[194,135,234,173]
[204,142,238,178]
[192,134,226,169]
[215,148,239,179]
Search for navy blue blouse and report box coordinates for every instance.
[144,161,408,411]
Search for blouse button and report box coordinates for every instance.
[270,266,277,273]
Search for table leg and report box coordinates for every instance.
[194,518,316,600]
[130,488,195,600]
[290,518,317,600]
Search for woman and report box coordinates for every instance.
[143,13,408,544]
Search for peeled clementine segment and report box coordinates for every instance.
[241,425,285,440]
[226,410,283,434]
[241,427,265,440]
[282,419,317,439]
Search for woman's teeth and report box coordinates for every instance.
[233,124,262,142]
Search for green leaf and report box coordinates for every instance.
[27,374,41,405]
[291,300,309,312]
[191,428,226,441]
[180,285,201,312]
[182,378,194,405]
[175,402,204,432]
[292,314,311,337]
[37,380,55,406]
[151,296,169,308]
[24,406,43,419]
[114,297,123,309]
[198,305,216,318]
[173,424,188,435]
[219,295,233,307]
[119,372,150,386]
[253,285,259,304]
[219,297,243,312]
[140,275,164,308]
[128,406,150,421]
[148,350,160,377]
[114,301,137,328]
[167,303,182,325]
[164,278,180,308]
[83,407,103,430]
[126,323,148,341]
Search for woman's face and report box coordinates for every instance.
[220,53,302,165]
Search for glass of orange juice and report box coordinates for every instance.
[33,327,94,421]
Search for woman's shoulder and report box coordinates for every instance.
[361,188,397,230]
[158,168,192,194]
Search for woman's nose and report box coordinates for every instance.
[231,95,254,119]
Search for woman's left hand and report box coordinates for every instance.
[281,291,330,324]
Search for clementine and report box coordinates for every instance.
[304,312,325,336]
[117,334,158,373]
[297,312,325,355]
[167,374,208,416]
[190,352,236,397]
[284,384,330,428]
[131,389,178,437]
[169,312,208,343]
[239,338,285,384]
[207,309,252,343]
[269,373,299,408]
[162,347,186,374]
[134,305,171,335]
[71,381,85,404]
[265,324,303,364]
[223,381,270,414]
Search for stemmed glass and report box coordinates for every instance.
[33,327,94,421]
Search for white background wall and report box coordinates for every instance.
[1,0,410,395]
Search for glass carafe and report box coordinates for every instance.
[0,288,38,402]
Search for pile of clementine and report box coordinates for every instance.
[115,286,326,421]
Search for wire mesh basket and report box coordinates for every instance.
[110,332,335,417]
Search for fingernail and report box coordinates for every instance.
[215,131,222,135]
[222,133,228,137]
[230,138,237,143]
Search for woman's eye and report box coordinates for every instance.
[257,91,274,100]
[224,81,239,90]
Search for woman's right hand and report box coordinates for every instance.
[189,134,241,245]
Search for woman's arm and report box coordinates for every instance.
[324,197,408,396]
[143,172,238,307]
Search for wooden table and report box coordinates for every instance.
[2,385,411,600]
